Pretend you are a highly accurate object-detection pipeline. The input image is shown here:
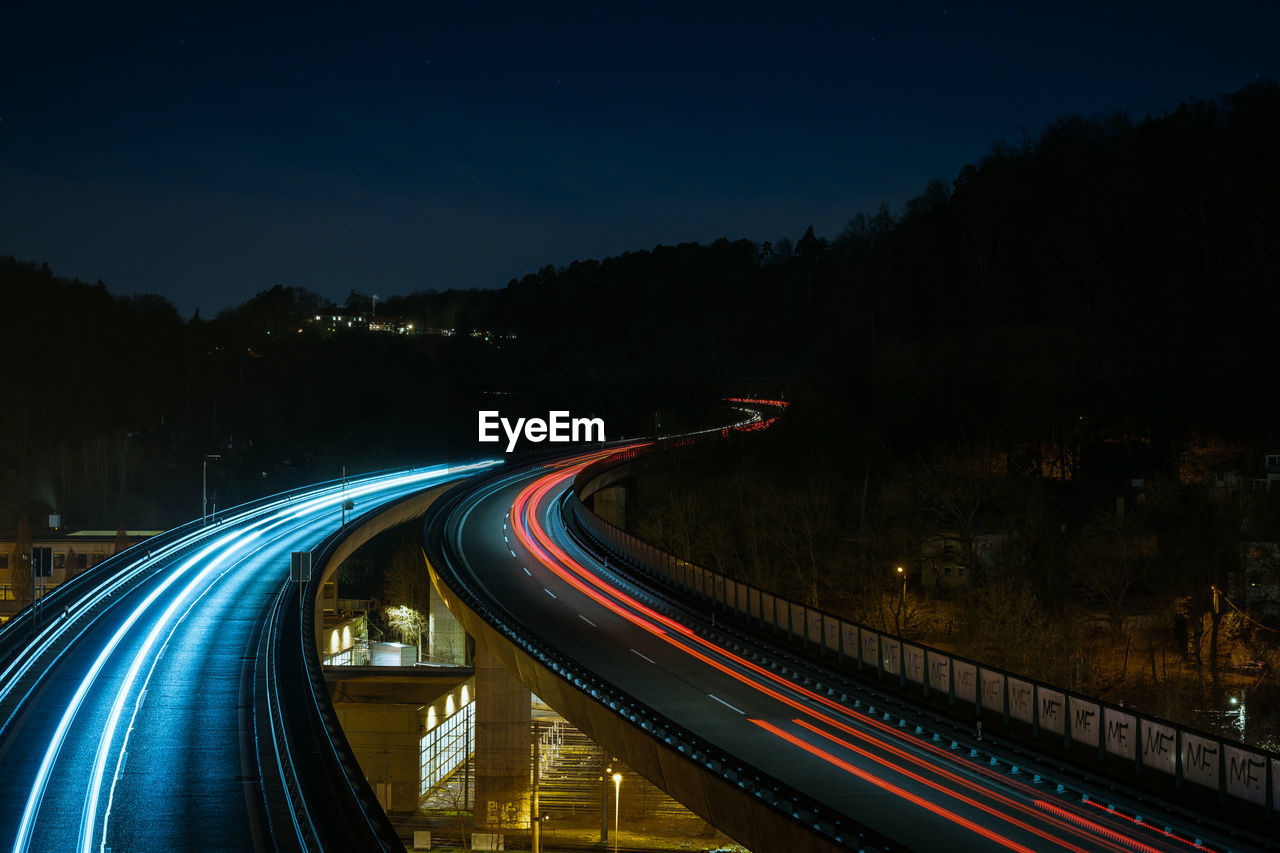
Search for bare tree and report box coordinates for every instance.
[381,536,431,615]
[111,430,132,498]
[386,604,427,650]
[10,517,33,607]
[1071,510,1153,645]
[908,451,998,584]
[380,536,432,660]
[1145,480,1244,691]
[635,486,704,565]
[760,477,839,607]
[963,578,1048,675]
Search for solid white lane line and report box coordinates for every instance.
[630,649,655,664]
[579,615,596,627]
[708,694,744,715]
[544,589,557,598]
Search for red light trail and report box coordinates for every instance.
[490,424,1207,851]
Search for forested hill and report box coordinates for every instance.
[475,80,1280,445]
[808,80,1280,451]
[3,80,1278,528]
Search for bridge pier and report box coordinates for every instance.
[429,582,468,665]
[474,647,533,832]
[592,484,627,529]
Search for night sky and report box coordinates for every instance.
[3,2,1276,317]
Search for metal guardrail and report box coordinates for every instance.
[422,462,900,852]
[261,578,322,851]
[267,502,414,852]
[570,456,1280,828]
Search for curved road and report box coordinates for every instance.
[0,462,495,853]
[441,449,1267,852]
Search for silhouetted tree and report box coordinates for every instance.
[10,517,33,607]
[380,536,431,618]
[1071,510,1155,645]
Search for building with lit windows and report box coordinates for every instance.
[0,528,159,621]
[332,676,475,814]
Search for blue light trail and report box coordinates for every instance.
[4,460,499,853]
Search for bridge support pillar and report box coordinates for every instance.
[594,485,627,529]
[429,584,468,665]
[475,646,532,832]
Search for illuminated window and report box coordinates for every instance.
[420,698,474,796]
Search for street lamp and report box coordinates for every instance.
[611,772,623,853]
[202,454,222,525]
[1230,689,1248,737]
[895,565,906,636]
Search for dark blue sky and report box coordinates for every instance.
[3,2,1276,316]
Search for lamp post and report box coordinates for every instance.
[600,764,610,843]
[895,565,906,636]
[531,733,542,853]
[202,454,222,525]
[612,772,622,853]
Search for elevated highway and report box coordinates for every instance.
[3,406,1272,852]
[0,462,495,853]
[426,444,1273,852]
